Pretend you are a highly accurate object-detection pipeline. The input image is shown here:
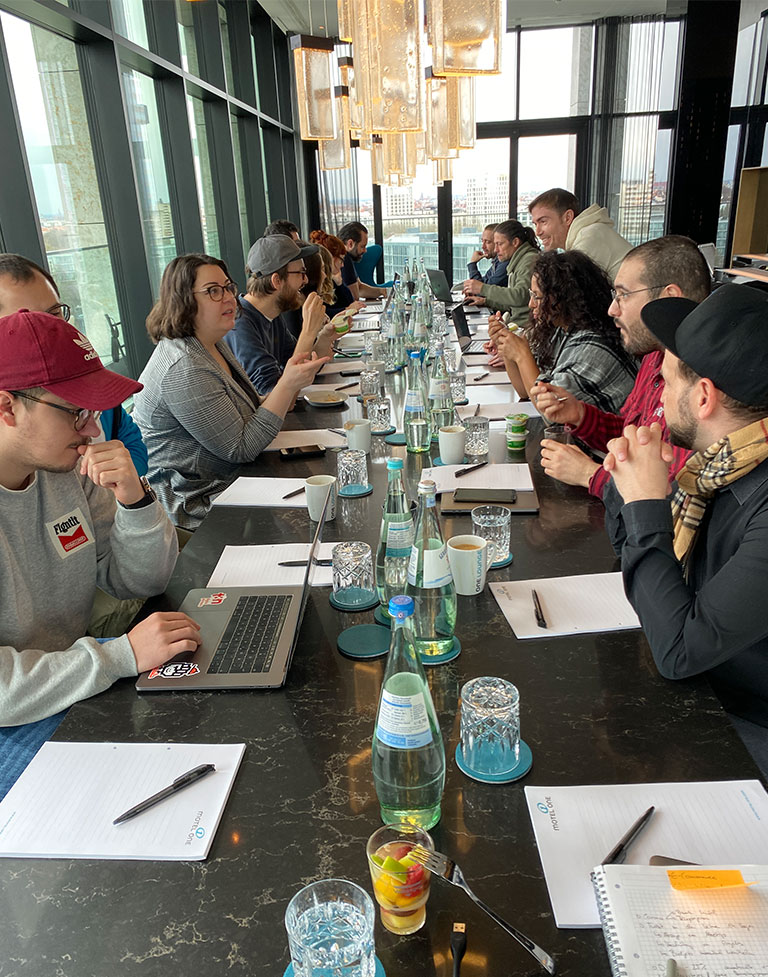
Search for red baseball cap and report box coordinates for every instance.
[0,309,142,409]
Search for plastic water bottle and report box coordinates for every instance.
[428,340,454,442]
[375,458,414,609]
[405,479,457,659]
[372,595,446,829]
[404,352,431,453]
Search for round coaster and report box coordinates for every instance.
[284,958,385,977]
[454,739,533,784]
[385,432,407,446]
[372,425,396,436]
[338,483,374,498]
[432,456,468,467]
[453,398,469,406]
[337,623,391,659]
[373,605,392,627]
[329,589,380,612]
[385,365,404,374]
[419,636,461,666]
[489,553,514,570]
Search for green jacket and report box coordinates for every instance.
[479,241,539,323]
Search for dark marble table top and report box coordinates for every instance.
[0,377,761,977]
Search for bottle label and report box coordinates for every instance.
[404,389,423,413]
[428,378,450,399]
[376,687,434,749]
[386,519,414,557]
[407,541,452,588]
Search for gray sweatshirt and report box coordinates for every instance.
[0,469,178,725]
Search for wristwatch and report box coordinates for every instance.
[120,476,157,510]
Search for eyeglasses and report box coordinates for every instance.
[194,281,238,302]
[610,286,664,304]
[285,269,309,280]
[12,391,101,432]
[528,289,543,304]
[45,303,72,321]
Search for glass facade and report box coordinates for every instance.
[380,167,437,282]
[451,138,509,284]
[111,0,148,50]
[187,95,220,257]
[518,26,593,119]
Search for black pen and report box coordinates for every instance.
[328,429,347,437]
[282,486,306,500]
[454,461,488,478]
[340,369,362,377]
[532,589,547,628]
[601,806,656,864]
[334,380,359,391]
[113,763,216,825]
[278,559,333,567]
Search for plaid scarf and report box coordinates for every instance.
[671,417,768,571]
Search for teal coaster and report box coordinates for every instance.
[385,432,406,446]
[373,605,391,627]
[372,425,396,436]
[455,739,532,784]
[432,456,468,466]
[338,483,374,498]
[337,623,391,659]
[453,398,469,406]
[384,365,404,374]
[329,588,380,612]
[284,959,385,977]
[419,636,461,666]
[489,553,514,570]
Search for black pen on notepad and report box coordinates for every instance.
[601,806,656,865]
[454,461,487,478]
[278,559,333,567]
[532,589,548,628]
[113,763,215,825]
[282,486,306,500]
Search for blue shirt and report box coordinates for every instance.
[467,256,507,286]
[225,296,297,396]
[100,407,148,476]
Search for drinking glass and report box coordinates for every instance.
[442,347,457,372]
[543,423,573,445]
[464,415,490,456]
[366,823,434,935]
[471,504,512,564]
[449,370,466,404]
[337,449,369,492]
[367,396,392,433]
[332,541,376,608]
[460,677,520,776]
[371,337,389,363]
[285,878,376,977]
[359,368,380,399]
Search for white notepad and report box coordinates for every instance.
[208,542,336,588]
[264,429,347,450]
[0,742,245,860]
[211,477,308,508]
[490,572,640,638]
[465,368,512,385]
[524,780,768,928]
[591,863,768,976]
[421,462,534,494]
[457,401,540,420]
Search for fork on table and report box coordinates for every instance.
[408,845,556,975]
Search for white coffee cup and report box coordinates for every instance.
[447,534,497,596]
[305,474,337,521]
[345,418,372,453]
[438,424,466,466]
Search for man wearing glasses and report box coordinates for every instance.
[0,310,198,758]
[532,236,711,504]
[226,236,334,396]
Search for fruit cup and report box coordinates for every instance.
[366,822,434,935]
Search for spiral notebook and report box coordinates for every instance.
[590,863,768,976]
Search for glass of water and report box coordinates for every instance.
[449,369,466,404]
[460,676,520,777]
[367,396,392,433]
[285,878,376,977]
[337,449,369,494]
[464,415,490,456]
[359,368,380,399]
[471,504,511,565]
[332,541,376,608]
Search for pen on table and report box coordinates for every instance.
[329,428,347,437]
[278,559,333,567]
[113,763,216,825]
[473,403,481,416]
[532,589,548,628]
[472,372,489,382]
[334,380,359,391]
[340,369,362,377]
[282,486,306,500]
[454,461,488,478]
[666,961,677,977]
[601,805,656,865]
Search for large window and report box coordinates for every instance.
[187,95,220,257]
[380,167,438,282]
[451,139,509,283]
[2,12,126,367]
[518,26,592,119]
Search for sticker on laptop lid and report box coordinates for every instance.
[146,662,201,680]
[197,592,228,607]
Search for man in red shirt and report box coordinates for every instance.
[533,235,711,499]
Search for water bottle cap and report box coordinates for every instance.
[389,595,414,619]
[410,351,420,359]
[418,478,437,493]
[387,458,404,470]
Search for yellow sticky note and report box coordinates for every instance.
[667,869,757,891]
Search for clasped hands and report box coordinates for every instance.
[604,423,675,503]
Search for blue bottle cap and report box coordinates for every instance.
[387,458,404,470]
[410,350,420,358]
[389,595,414,619]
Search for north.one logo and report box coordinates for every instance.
[146,662,201,680]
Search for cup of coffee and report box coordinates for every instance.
[304,474,337,521]
[344,418,372,453]
[438,424,466,466]
[447,534,497,596]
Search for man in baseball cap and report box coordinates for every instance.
[602,283,768,774]
[0,310,198,763]
[226,235,333,396]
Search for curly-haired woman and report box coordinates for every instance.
[489,250,637,413]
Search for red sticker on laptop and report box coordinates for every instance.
[197,592,228,607]
[146,662,201,680]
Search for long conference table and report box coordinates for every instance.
[0,341,762,977]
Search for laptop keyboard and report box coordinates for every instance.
[208,594,293,674]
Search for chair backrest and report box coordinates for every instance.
[355,243,383,285]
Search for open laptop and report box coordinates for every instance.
[452,304,488,354]
[136,488,330,692]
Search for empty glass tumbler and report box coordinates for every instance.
[367,397,392,433]
[337,449,369,494]
[464,415,490,456]
[460,676,520,777]
[332,541,376,609]
[471,504,512,565]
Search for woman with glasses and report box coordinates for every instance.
[133,253,328,529]
[489,250,637,413]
